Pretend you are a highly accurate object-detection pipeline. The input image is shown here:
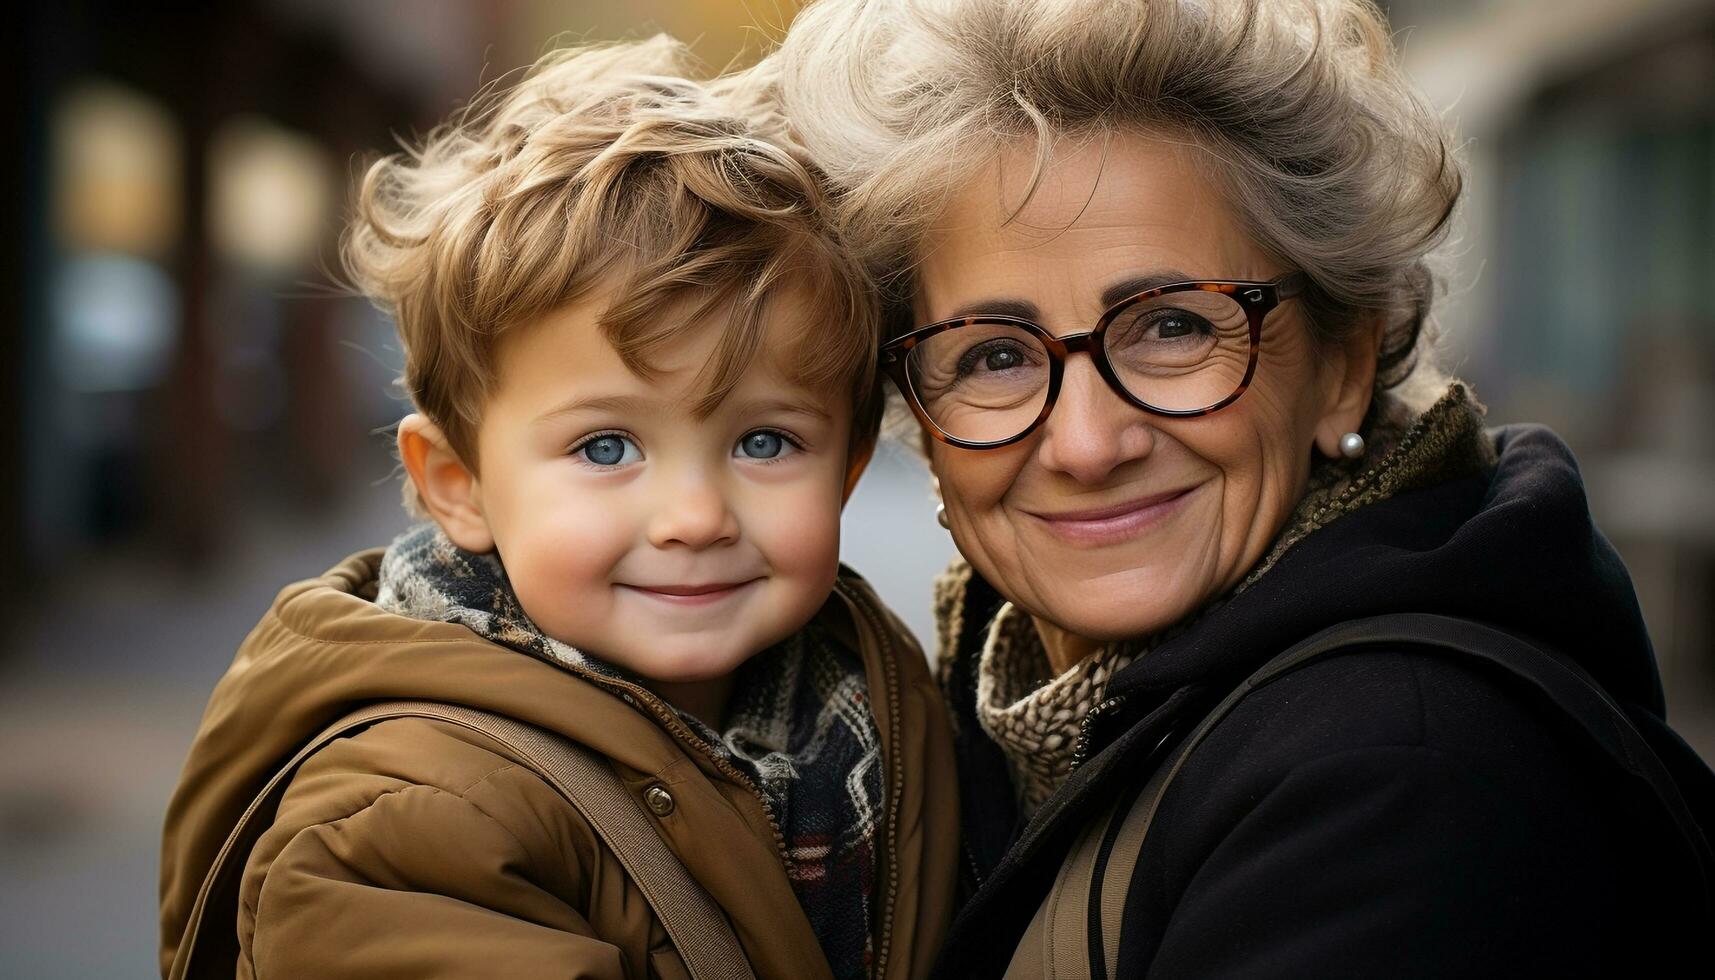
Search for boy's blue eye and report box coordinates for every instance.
[579,434,639,466]
[737,430,790,459]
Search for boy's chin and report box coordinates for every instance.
[616,638,763,685]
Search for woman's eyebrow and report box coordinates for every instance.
[944,269,1195,321]
[1099,269,1193,308]
[946,298,1041,320]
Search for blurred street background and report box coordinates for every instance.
[2,0,1712,975]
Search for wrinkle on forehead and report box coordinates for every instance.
[993,130,1210,236]
[916,132,1279,327]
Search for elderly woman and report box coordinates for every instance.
[771,0,1711,975]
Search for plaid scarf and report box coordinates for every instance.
[374,524,884,978]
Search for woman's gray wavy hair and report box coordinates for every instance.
[767,0,1463,398]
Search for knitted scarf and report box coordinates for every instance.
[943,383,1497,813]
[374,525,884,979]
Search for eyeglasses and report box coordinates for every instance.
[880,273,1307,449]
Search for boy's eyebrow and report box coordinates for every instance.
[535,393,656,423]
[739,396,833,422]
[535,393,832,424]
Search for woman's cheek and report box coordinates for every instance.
[931,442,1025,544]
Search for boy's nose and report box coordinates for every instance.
[646,476,739,550]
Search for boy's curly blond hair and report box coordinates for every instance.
[343,35,881,477]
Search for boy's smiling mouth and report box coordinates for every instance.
[618,579,763,606]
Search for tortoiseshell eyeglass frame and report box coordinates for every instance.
[880,272,1309,450]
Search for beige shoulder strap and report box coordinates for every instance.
[1006,620,1388,978]
[1005,612,1651,978]
[168,700,753,980]
[1004,754,1176,980]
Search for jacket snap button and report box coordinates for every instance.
[644,785,675,817]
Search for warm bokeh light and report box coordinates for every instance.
[208,116,334,273]
[52,83,182,257]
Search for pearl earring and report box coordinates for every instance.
[1339,432,1366,459]
[936,502,950,529]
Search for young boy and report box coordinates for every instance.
[159,37,956,979]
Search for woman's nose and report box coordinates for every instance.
[1035,355,1156,484]
[646,471,740,550]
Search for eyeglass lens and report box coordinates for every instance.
[904,289,1252,443]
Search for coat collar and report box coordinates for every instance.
[937,383,1498,809]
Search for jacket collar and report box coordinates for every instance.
[930,391,1663,971]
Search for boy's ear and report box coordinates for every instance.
[1312,318,1382,459]
[397,414,495,553]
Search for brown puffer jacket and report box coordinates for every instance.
[159,550,959,979]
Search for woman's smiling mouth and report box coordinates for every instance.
[1024,486,1200,546]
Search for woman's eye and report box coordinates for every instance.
[736,430,796,460]
[957,339,1035,377]
[578,434,640,466]
[1150,312,1207,340]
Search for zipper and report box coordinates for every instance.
[836,580,906,980]
[961,837,986,891]
[1069,695,1128,772]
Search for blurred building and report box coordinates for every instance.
[1387,0,1715,713]
[3,0,807,606]
[11,3,436,597]
[1,1,1708,705]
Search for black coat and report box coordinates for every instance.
[934,425,1709,978]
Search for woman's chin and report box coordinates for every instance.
[1031,579,1208,647]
